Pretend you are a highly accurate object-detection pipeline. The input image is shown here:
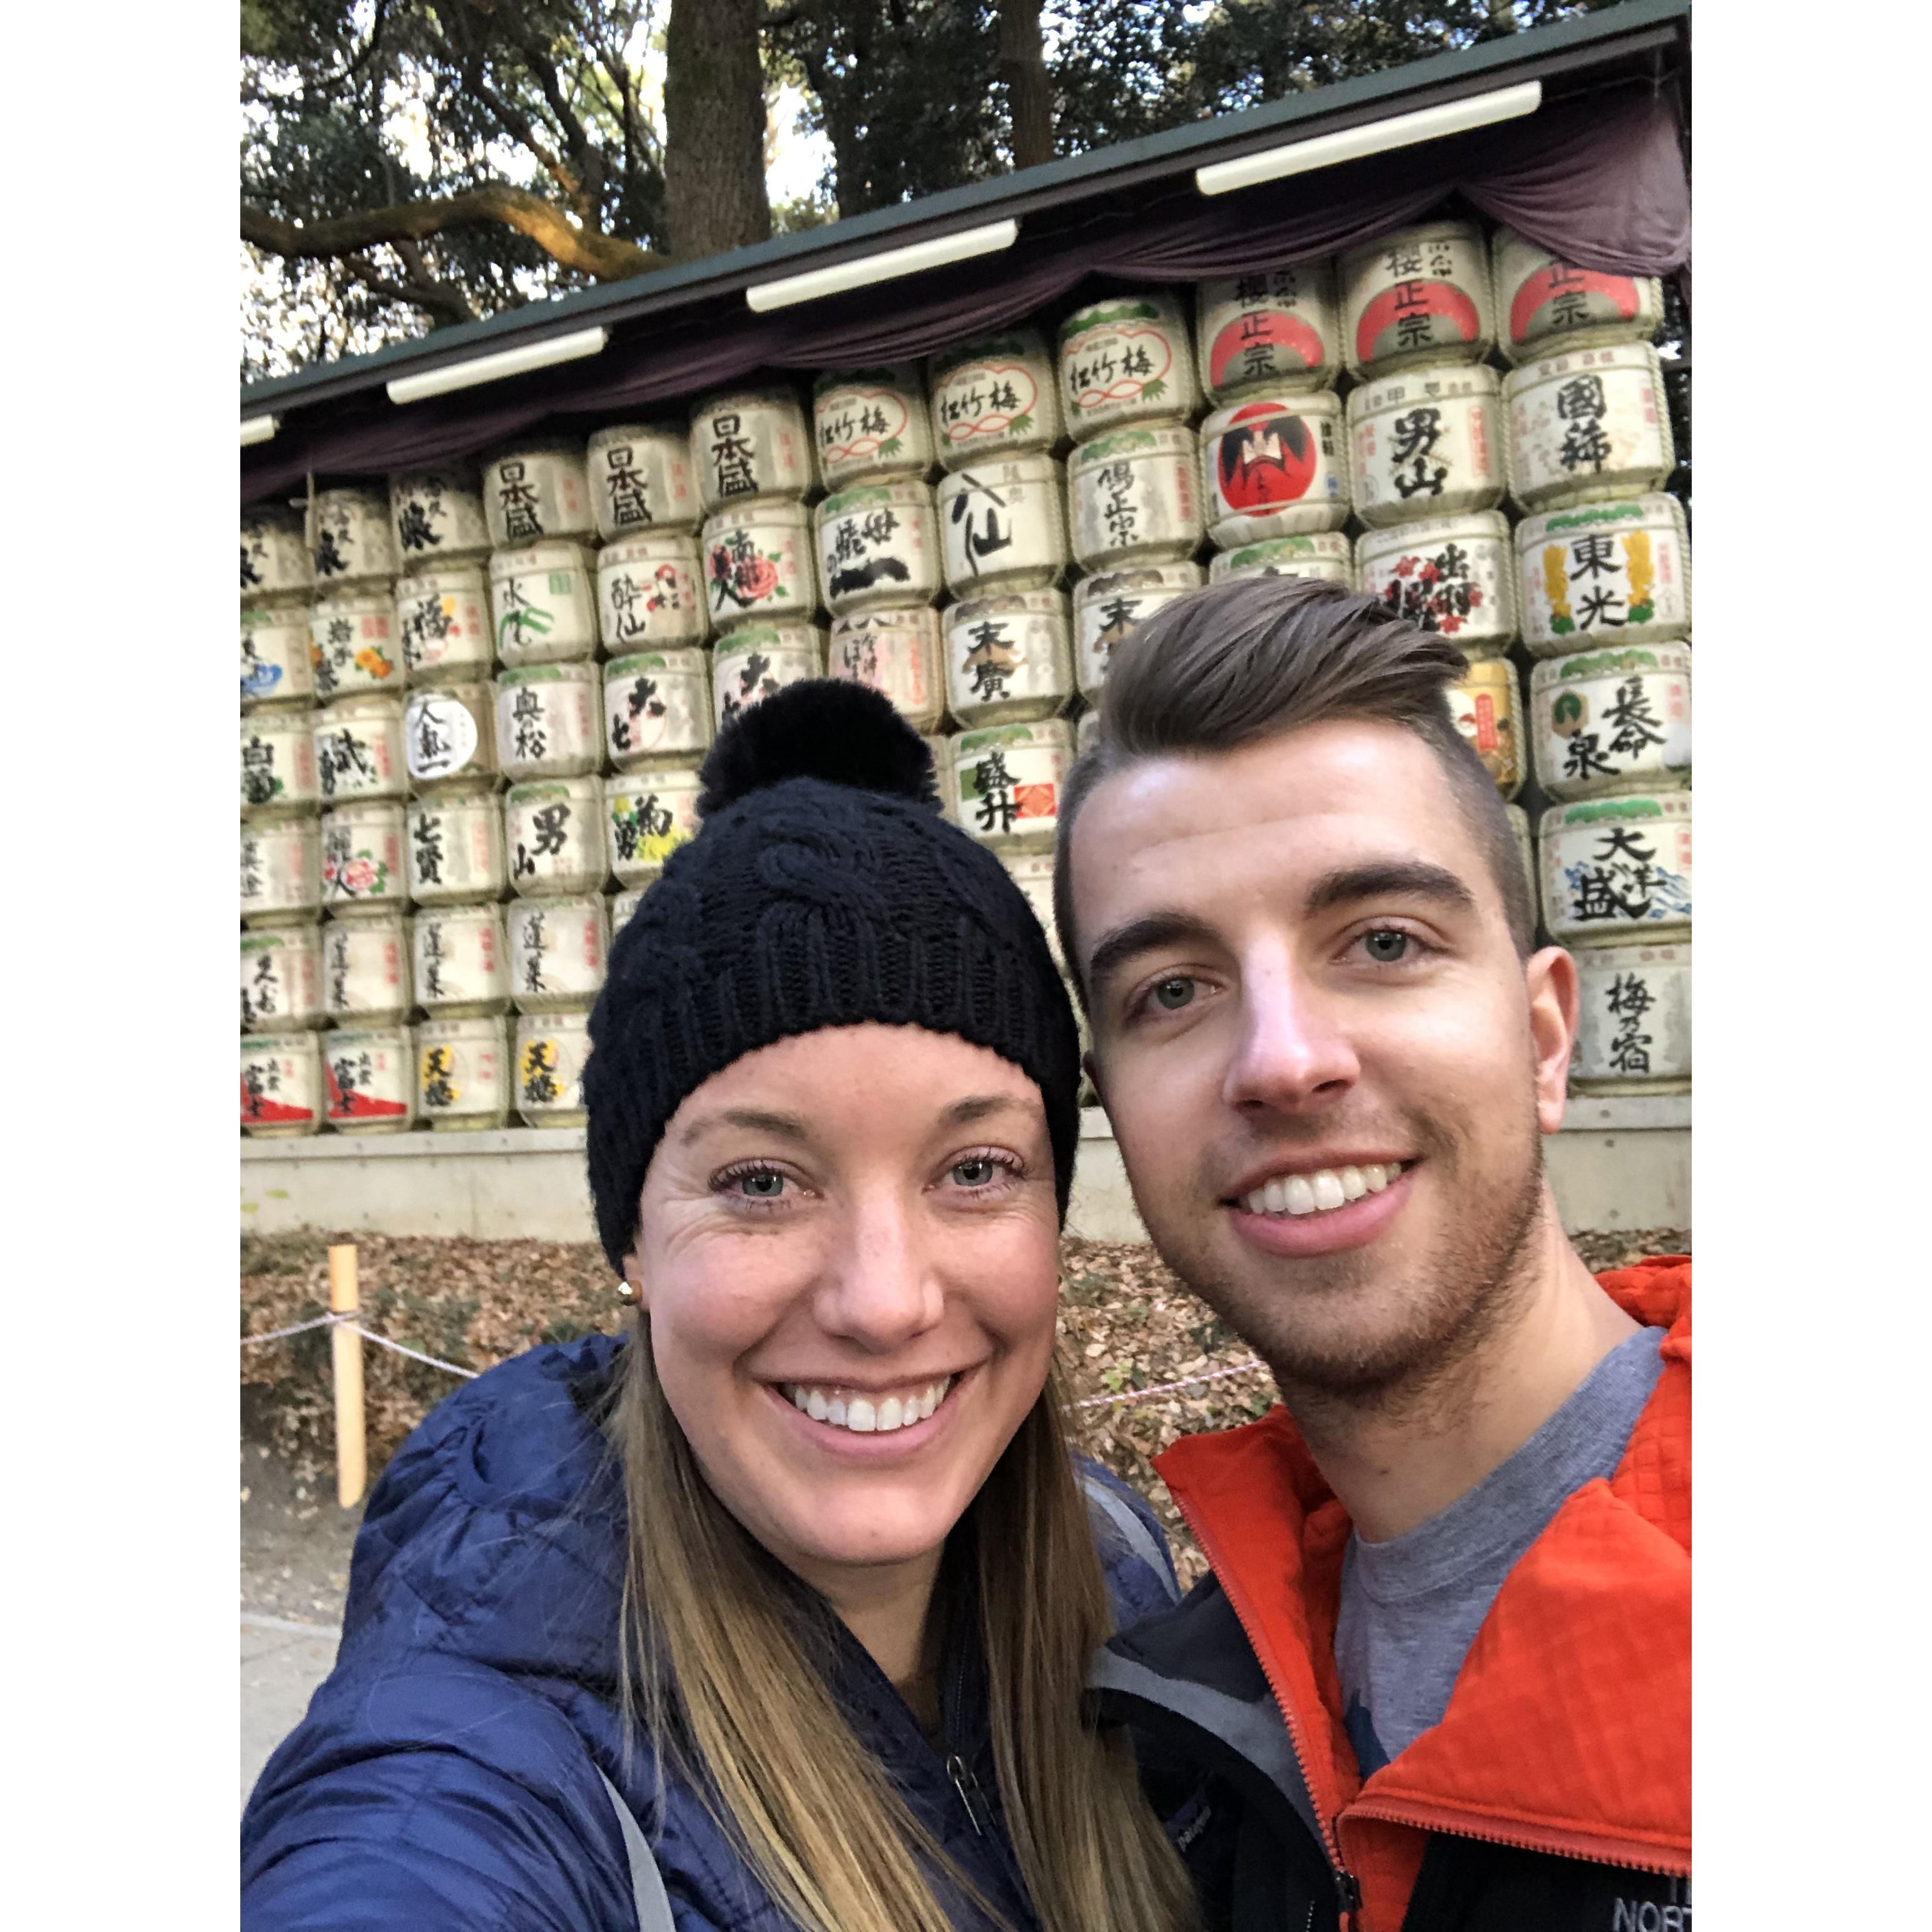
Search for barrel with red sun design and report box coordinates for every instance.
[1340,221,1495,379]
[1492,227,1664,364]
[1201,392,1349,546]
[240,1031,322,1138]
[1196,262,1340,401]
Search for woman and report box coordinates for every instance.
[242,681,1199,1932]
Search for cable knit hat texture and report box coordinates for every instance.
[583,680,1082,1271]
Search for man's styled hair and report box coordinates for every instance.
[1053,575,1538,992]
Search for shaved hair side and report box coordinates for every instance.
[1054,576,1537,994]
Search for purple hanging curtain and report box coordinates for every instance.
[244,83,1686,502]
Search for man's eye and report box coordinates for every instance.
[1151,977,1196,1010]
[1362,930,1411,963]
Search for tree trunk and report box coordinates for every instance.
[664,0,773,262]
[998,0,1054,170]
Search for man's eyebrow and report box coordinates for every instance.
[1303,860,1479,921]
[679,1107,811,1146]
[1084,912,1224,999]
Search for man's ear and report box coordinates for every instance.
[1524,945,1579,1136]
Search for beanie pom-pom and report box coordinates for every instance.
[696,678,938,817]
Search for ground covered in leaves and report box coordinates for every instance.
[242,1227,1685,1589]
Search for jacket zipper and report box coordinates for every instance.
[1166,1483,1364,1927]
[1345,1796,1690,1879]
[941,1645,990,1837]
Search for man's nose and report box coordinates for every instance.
[810,1191,945,1353]
[1221,953,1360,1115]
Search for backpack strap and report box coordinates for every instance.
[596,1767,676,1932]
[1080,1466,1181,1605]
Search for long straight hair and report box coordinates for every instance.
[610,1318,1198,1932]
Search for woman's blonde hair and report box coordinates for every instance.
[610,1319,1198,1932]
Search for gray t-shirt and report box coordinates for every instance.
[1334,1325,1666,1776]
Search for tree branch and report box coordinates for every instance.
[340,250,479,327]
[243,187,664,282]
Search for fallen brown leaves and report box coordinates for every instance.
[241,1225,1687,1591]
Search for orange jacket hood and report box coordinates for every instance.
[1152,1259,1690,1927]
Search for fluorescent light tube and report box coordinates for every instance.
[386,324,609,405]
[1195,80,1542,196]
[746,219,1020,313]
[241,414,279,447]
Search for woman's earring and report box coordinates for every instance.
[617,1278,638,1301]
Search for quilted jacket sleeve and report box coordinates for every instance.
[241,1649,646,1932]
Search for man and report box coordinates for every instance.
[1057,577,1689,1931]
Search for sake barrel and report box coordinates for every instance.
[1196,262,1341,401]
[1530,644,1692,803]
[1569,942,1692,1095]
[953,719,1072,855]
[945,591,1074,727]
[701,501,817,633]
[310,487,398,589]
[1201,394,1349,545]
[495,663,601,781]
[481,442,594,548]
[816,482,942,614]
[1340,220,1495,379]
[587,423,699,539]
[507,893,608,1015]
[609,887,646,934]
[242,604,315,709]
[1002,851,1064,972]
[241,811,322,927]
[325,1025,417,1134]
[827,606,945,733]
[314,692,407,804]
[937,457,1069,594]
[412,902,510,1019]
[417,1015,511,1132]
[1444,658,1524,800]
[407,783,507,906]
[1355,513,1517,657]
[1349,364,1503,529]
[320,800,409,917]
[813,365,935,489]
[689,388,813,514]
[390,467,492,563]
[322,910,410,1025]
[240,1032,322,1139]
[1492,228,1664,366]
[310,588,403,699]
[1072,564,1205,703]
[515,1010,593,1127]
[1505,803,1536,917]
[241,711,319,815]
[597,533,708,653]
[242,507,311,602]
[928,330,1063,469]
[1070,426,1204,572]
[1515,494,1690,654]
[1505,343,1674,514]
[604,767,703,888]
[240,927,322,1034]
[714,624,824,730]
[1058,292,1199,442]
[402,681,495,793]
[1208,532,1353,587]
[396,563,492,681]
[1538,791,1692,948]
[489,540,599,666]
[506,776,606,897]
[602,650,714,771]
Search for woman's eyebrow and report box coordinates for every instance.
[940,1094,1032,1129]
[679,1107,811,1146]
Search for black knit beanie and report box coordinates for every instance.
[583,679,1082,1271]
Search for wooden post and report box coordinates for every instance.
[328,1243,367,1510]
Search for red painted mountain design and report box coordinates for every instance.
[1208,311,1325,388]
[1216,402,1319,511]
[1354,280,1481,365]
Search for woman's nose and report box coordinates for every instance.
[809,1192,945,1353]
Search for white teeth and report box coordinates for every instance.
[1284,1174,1317,1216]
[786,1376,953,1433]
[1340,1166,1366,1201]
[1242,1162,1406,1218]
[847,1397,877,1432]
[1264,1176,1288,1214]
[806,1389,830,1421]
[827,1396,848,1426]
[1311,1171,1346,1212]
[1363,1164,1386,1191]
[877,1396,904,1431]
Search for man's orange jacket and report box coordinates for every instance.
[1093,1260,1690,1931]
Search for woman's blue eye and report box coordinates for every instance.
[1363,930,1410,963]
[1152,977,1196,1010]
[736,1171,785,1198]
[951,1157,998,1187]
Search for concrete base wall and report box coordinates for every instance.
[243,1098,1688,1244]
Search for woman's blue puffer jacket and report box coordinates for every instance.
[241,1334,1181,1930]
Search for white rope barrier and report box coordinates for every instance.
[240,1311,348,1348]
[1072,1358,1268,1409]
